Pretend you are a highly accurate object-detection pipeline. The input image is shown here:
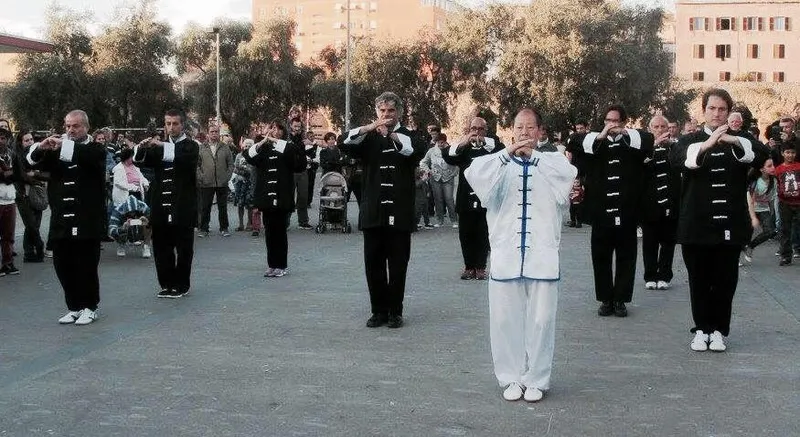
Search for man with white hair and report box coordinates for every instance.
[465,108,576,403]
[27,110,107,325]
[641,115,681,290]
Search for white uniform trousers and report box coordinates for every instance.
[489,278,558,390]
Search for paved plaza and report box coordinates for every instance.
[1,198,799,437]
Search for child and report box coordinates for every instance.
[413,167,433,231]
[568,177,584,228]
[775,144,800,265]
[743,158,777,262]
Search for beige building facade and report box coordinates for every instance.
[252,0,454,62]
[675,0,800,83]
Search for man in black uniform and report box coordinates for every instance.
[570,105,654,318]
[134,109,199,298]
[27,110,107,325]
[341,92,426,329]
[443,117,504,280]
[669,88,766,352]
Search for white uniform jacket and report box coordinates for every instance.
[465,149,577,281]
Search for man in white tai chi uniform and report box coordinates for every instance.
[465,108,577,402]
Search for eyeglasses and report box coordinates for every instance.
[469,126,486,131]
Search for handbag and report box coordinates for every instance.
[28,183,49,211]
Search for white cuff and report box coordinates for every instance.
[26,143,41,166]
[133,145,144,163]
[448,145,460,156]
[344,127,366,145]
[582,133,600,154]
[248,144,260,158]
[395,133,413,156]
[274,140,287,154]
[732,137,755,163]
[483,137,496,152]
[626,129,642,149]
[684,143,703,169]
[59,139,75,162]
[163,142,175,162]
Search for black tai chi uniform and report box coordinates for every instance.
[340,125,426,318]
[570,129,654,304]
[27,138,107,311]
[641,141,682,284]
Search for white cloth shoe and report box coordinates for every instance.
[74,309,97,325]
[523,387,543,403]
[58,311,81,324]
[691,330,709,351]
[708,331,727,352]
[502,382,524,401]
[116,246,126,257]
[656,281,670,290]
[142,244,151,258]
[645,281,657,290]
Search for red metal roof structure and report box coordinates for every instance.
[0,33,54,53]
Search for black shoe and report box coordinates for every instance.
[366,313,388,328]
[460,268,476,280]
[613,301,628,317]
[157,288,172,298]
[779,258,792,266]
[172,289,189,298]
[597,301,614,317]
[0,264,19,276]
[387,315,404,329]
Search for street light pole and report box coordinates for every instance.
[345,0,351,130]
[214,27,221,123]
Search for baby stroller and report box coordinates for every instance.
[109,195,152,258]
[315,171,352,234]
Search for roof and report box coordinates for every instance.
[0,33,54,54]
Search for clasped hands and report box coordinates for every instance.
[361,118,398,142]
[702,124,740,151]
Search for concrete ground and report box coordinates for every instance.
[1,193,799,437]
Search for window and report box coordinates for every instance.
[747,72,764,82]
[774,44,786,59]
[773,72,785,82]
[747,44,760,59]
[689,17,709,31]
[770,17,791,31]
[743,17,764,31]
[719,72,731,81]
[692,71,705,82]
[716,17,735,30]
[693,44,705,58]
[715,44,732,60]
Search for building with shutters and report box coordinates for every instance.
[675,0,799,83]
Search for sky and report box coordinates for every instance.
[0,0,672,40]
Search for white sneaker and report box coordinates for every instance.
[452,223,459,229]
[116,246,126,257]
[44,250,53,258]
[142,244,151,258]
[656,281,670,290]
[645,281,657,290]
[74,309,97,325]
[58,311,81,324]
[523,387,543,403]
[637,227,643,238]
[502,382,523,401]
[433,223,441,228]
[273,268,287,277]
[708,331,727,352]
[691,330,709,351]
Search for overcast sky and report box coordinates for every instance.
[1,0,672,40]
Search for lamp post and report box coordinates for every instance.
[345,0,351,130]
[213,26,221,123]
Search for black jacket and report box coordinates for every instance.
[28,139,107,240]
[245,140,302,212]
[134,136,199,228]
[339,126,426,231]
[442,137,505,213]
[642,142,682,223]
[320,147,343,174]
[570,129,654,228]
[669,127,767,246]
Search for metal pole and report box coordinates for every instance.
[345,0,351,130]
[215,29,221,122]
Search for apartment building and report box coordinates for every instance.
[675,0,800,83]
[251,0,455,62]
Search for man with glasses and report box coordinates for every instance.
[443,117,505,280]
[569,105,654,318]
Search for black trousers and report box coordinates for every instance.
[151,224,195,292]
[307,168,317,204]
[363,227,411,316]
[591,224,638,302]
[641,218,677,282]
[263,211,290,269]
[199,187,230,232]
[16,198,44,258]
[569,203,581,224]
[682,244,740,336]
[458,209,489,269]
[52,239,101,311]
[779,202,800,259]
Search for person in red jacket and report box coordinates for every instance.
[775,142,800,265]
